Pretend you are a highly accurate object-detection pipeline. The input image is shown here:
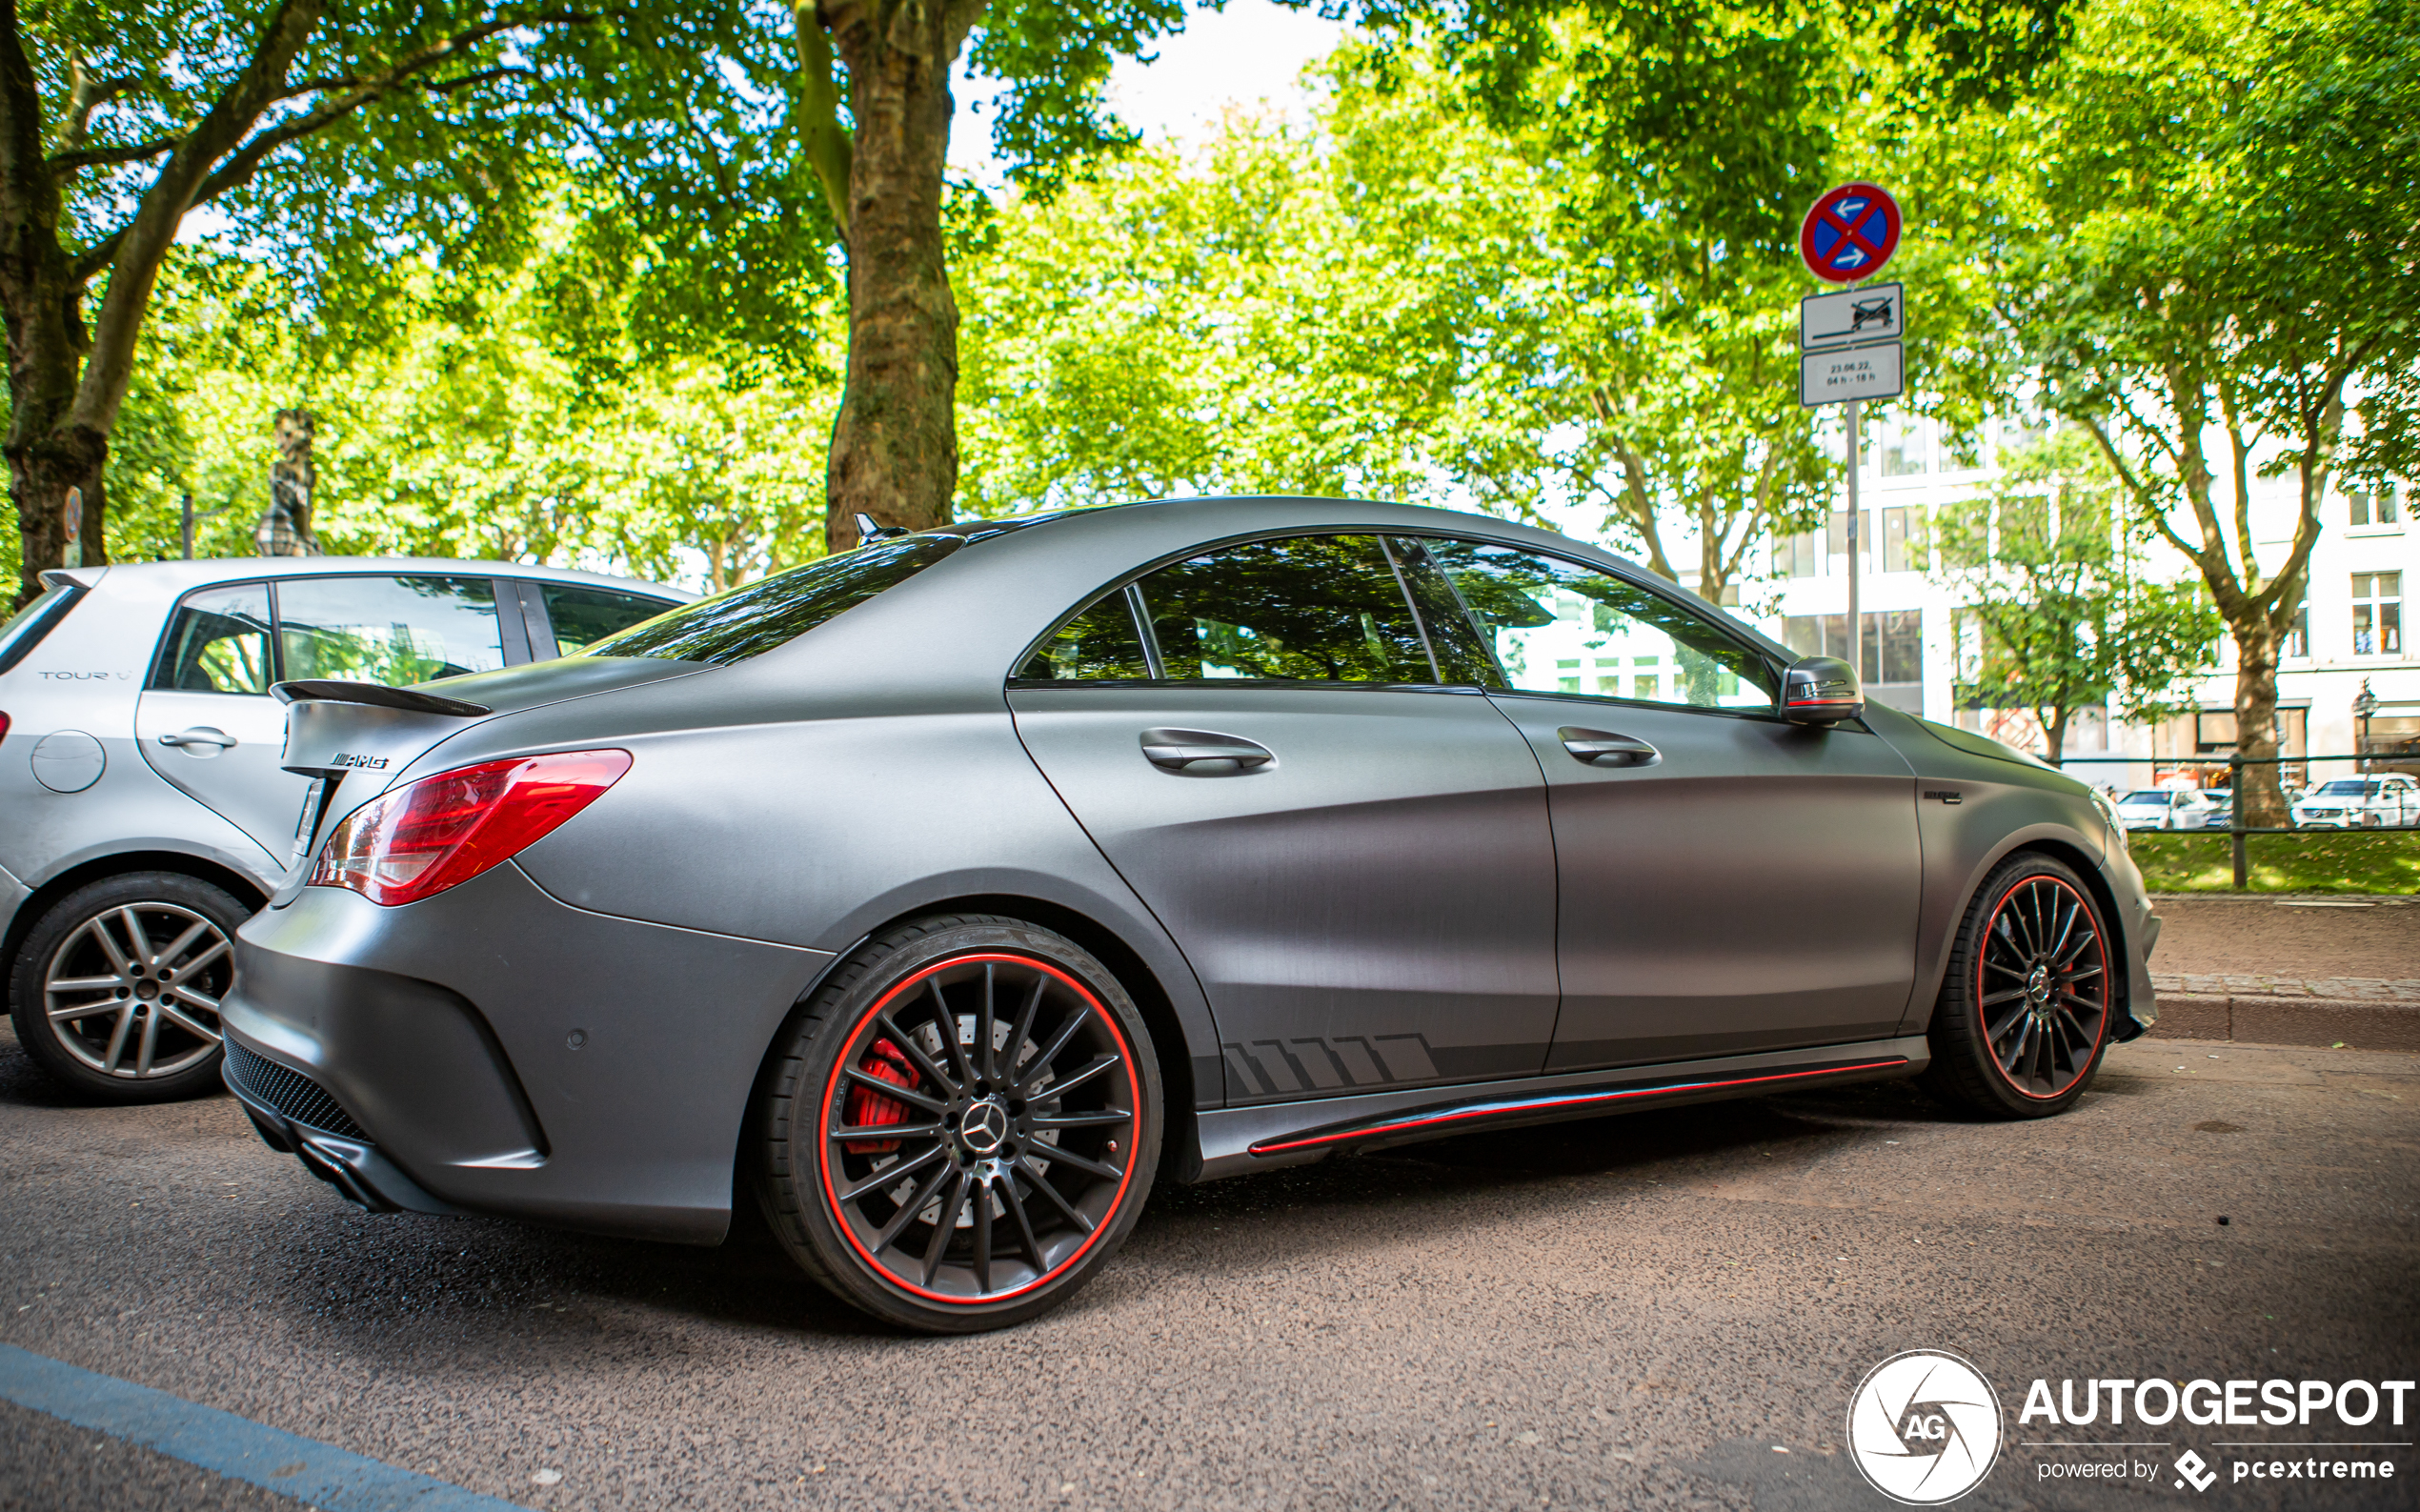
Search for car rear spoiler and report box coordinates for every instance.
[272,679,492,716]
[272,679,491,778]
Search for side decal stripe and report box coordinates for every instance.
[1247,1058,1909,1156]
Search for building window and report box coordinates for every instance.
[2349,485,2401,527]
[1770,532,1817,579]
[1825,509,1871,565]
[1880,506,1926,573]
[2285,595,2309,658]
[2353,573,2403,655]
[1871,609,1924,685]
[1782,611,1922,684]
[2188,706,2308,759]
[1877,413,1927,477]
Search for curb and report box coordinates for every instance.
[2148,993,2420,1052]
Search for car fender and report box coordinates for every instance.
[1864,707,2148,1037]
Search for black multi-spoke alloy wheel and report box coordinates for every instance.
[8,872,248,1104]
[1923,855,2115,1119]
[755,915,1161,1332]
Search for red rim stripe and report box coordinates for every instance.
[1979,876,2110,1101]
[815,953,1140,1308]
[1248,1058,1908,1156]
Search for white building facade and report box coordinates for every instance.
[1733,409,2417,794]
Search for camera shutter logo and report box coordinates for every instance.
[1846,1350,2004,1504]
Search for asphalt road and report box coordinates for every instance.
[3,994,2414,1512]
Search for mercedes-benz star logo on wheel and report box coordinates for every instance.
[958,1099,1010,1156]
[1846,1350,2003,1505]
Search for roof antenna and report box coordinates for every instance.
[853,512,906,545]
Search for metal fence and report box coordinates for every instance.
[2051,752,2411,889]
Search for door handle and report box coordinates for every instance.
[157,727,238,751]
[1140,729,1274,772]
[1558,728,1659,767]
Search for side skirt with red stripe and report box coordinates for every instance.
[1189,1037,1930,1179]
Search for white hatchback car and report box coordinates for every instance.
[2114,788,2218,832]
[0,557,688,1101]
[2290,775,2420,829]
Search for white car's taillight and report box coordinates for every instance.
[311,750,632,907]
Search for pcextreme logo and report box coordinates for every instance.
[1847,1350,2004,1505]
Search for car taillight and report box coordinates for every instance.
[311,749,632,907]
[0,712,10,742]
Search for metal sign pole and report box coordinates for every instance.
[1796,180,1900,686]
[1845,396,1860,670]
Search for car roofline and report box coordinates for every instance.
[42,555,694,599]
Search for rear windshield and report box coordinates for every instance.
[2119,792,2170,805]
[581,535,960,666]
[0,580,86,675]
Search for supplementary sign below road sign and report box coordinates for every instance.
[1801,282,1903,350]
[1800,342,1903,407]
[1800,183,1902,283]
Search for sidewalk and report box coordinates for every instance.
[2145,895,2420,1050]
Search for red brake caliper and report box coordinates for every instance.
[844,1038,921,1154]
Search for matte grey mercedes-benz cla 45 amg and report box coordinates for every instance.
[224,497,2161,1332]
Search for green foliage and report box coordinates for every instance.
[19,0,842,386]
[1994,0,2420,605]
[965,1,1192,190]
[66,206,836,591]
[956,33,1906,596]
[956,74,1510,515]
[1933,431,2222,756]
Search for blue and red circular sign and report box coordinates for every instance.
[1800,182,1901,283]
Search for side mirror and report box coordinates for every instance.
[1783,655,1865,725]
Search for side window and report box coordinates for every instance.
[1420,540,1778,712]
[536,583,678,657]
[1136,534,1433,683]
[149,583,273,695]
[1018,590,1153,680]
[277,575,507,687]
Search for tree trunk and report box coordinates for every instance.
[2041,703,2069,765]
[3,246,108,602]
[2228,614,2289,827]
[10,421,108,600]
[821,1,978,554]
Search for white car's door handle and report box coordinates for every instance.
[157,727,237,750]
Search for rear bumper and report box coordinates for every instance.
[0,858,26,964]
[222,1043,459,1216]
[224,862,831,1244]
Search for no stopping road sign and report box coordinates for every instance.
[1800,183,1901,283]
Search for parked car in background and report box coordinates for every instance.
[2197,791,2235,830]
[2116,788,2218,831]
[2289,775,2420,829]
[0,557,689,1102]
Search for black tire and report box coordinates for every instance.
[1921,854,2115,1119]
[753,914,1162,1333]
[8,872,248,1104]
